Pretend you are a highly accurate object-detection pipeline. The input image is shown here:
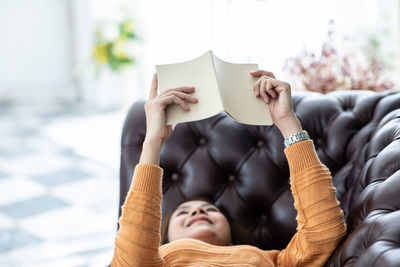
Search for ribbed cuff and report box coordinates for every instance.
[284,140,321,175]
[130,163,163,196]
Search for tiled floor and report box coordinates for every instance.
[0,99,126,266]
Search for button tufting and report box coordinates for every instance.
[257,140,264,147]
[199,138,206,145]
[171,173,179,181]
[228,175,235,181]
[316,138,323,147]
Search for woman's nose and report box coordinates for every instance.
[190,206,207,216]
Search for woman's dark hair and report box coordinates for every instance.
[160,209,175,245]
[160,197,256,246]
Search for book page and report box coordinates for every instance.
[156,51,223,125]
[211,54,273,125]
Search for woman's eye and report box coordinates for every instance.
[207,208,218,212]
[177,211,188,216]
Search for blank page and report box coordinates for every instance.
[212,54,273,125]
[156,51,223,125]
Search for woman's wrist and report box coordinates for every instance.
[139,137,163,165]
[277,116,303,139]
[143,136,164,149]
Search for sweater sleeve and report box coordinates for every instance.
[277,140,347,267]
[111,164,164,267]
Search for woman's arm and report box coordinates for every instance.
[251,70,347,266]
[111,74,198,266]
[112,162,164,267]
[278,140,347,267]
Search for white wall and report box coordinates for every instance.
[0,0,76,102]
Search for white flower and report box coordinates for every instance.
[103,24,119,42]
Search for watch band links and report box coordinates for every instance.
[284,130,310,148]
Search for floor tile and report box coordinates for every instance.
[52,177,118,209]
[0,228,42,254]
[24,136,60,154]
[0,195,70,220]
[27,258,88,267]
[0,170,10,179]
[0,241,84,266]
[56,147,88,161]
[0,151,71,177]
[0,177,46,206]
[42,111,125,169]
[32,168,93,187]
[77,160,117,180]
[0,149,35,159]
[20,207,114,242]
[0,213,14,229]
[0,136,36,158]
[0,258,20,267]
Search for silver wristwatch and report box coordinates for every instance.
[284,130,310,148]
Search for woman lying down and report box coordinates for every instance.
[111,70,347,266]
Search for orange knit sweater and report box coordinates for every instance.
[112,140,347,266]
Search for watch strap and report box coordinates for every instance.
[284,130,310,148]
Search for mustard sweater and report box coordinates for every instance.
[112,140,347,266]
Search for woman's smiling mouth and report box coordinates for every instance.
[187,216,213,227]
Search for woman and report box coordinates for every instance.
[111,70,347,266]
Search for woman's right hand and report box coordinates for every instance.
[144,73,198,146]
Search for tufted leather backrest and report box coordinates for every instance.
[119,90,400,266]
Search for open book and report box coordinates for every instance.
[155,50,272,126]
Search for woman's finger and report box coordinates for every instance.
[261,75,276,98]
[163,90,198,103]
[149,73,158,100]
[254,78,263,97]
[259,79,270,103]
[160,86,195,96]
[272,79,290,94]
[250,70,276,79]
[162,95,190,111]
[265,79,277,99]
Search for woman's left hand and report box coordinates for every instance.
[250,70,302,138]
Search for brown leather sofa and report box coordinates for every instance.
[118,89,400,266]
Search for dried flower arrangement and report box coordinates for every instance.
[284,23,395,93]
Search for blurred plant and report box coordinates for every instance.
[92,18,137,74]
[284,21,394,93]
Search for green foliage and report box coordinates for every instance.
[92,18,137,74]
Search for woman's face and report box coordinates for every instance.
[167,200,232,246]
